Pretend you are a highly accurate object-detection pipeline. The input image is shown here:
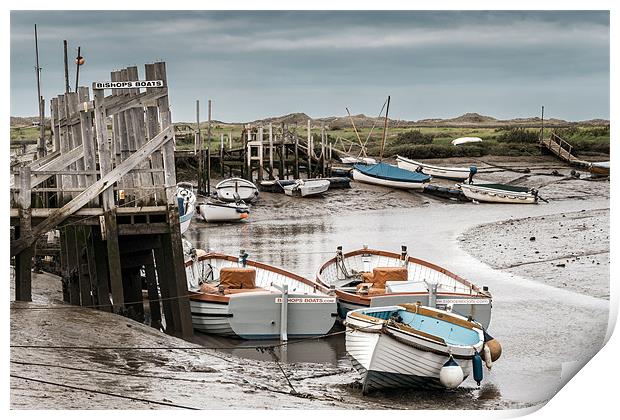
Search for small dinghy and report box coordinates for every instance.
[185,250,337,339]
[452,137,482,146]
[215,178,259,203]
[176,184,196,234]
[345,303,501,393]
[316,245,493,328]
[396,155,474,181]
[282,179,330,197]
[352,162,431,190]
[458,183,538,204]
[196,199,249,223]
[341,156,377,165]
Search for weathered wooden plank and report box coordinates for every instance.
[67,92,87,190]
[10,205,168,219]
[128,66,153,204]
[50,98,61,152]
[57,95,72,204]
[78,87,98,206]
[145,63,165,203]
[27,145,84,189]
[103,209,124,314]
[10,126,173,256]
[93,87,115,211]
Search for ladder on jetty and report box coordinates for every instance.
[539,132,591,169]
[10,62,193,339]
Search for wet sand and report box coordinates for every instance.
[11,156,610,410]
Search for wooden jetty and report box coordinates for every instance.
[177,120,339,186]
[539,132,592,170]
[10,61,193,339]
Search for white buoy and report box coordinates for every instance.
[439,356,464,389]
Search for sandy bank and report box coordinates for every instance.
[458,208,609,299]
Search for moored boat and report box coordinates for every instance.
[316,245,493,328]
[215,178,259,203]
[352,162,431,190]
[283,179,330,197]
[457,183,538,204]
[185,250,337,339]
[396,155,474,181]
[196,200,249,223]
[452,137,482,146]
[588,161,609,177]
[176,184,196,234]
[345,303,500,393]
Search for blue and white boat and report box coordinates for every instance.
[345,303,501,393]
[176,184,196,235]
[352,162,431,190]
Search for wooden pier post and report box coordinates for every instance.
[307,120,312,178]
[15,166,33,302]
[144,262,162,330]
[196,100,204,194]
[321,122,326,177]
[220,133,225,177]
[207,99,212,195]
[280,123,285,179]
[92,228,112,311]
[257,126,264,182]
[294,135,299,179]
[269,123,274,180]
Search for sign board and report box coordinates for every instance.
[275,297,336,304]
[435,298,491,305]
[93,80,164,89]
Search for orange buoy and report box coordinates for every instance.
[240,213,249,219]
[484,331,502,362]
[75,56,85,65]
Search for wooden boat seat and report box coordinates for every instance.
[360,267,408,289]
[356,283,387,296]
[220,267,256,289]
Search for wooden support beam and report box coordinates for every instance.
[269,123,274,180]
[65,227,81,306]
[76,226,94,307]
[145,63,165,203]
[92,228,112,312]
[10,126,173,256]
[103,209,124,314]
[26,145,84,189]
[14,167,33,302]
[144,262,162,330]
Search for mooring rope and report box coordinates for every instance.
[10,373,199,409]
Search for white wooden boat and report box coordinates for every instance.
[283,179,330,197]
[185,251,337,339]
[316,246,493,328]
[345,303,499,393]
[176,184,196,235]
[396,155,474,181]
[197,200,249,223]
[215,178,259,203]
[588,161,609,177]
[352,163,430,190]
[452,137,482,146]
[341,156,377,165]
[458,183,538,204]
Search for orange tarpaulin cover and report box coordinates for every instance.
[220,267,257,289]
[371,266,408,288]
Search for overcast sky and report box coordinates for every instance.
[10,10,609,122]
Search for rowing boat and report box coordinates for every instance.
[352,162,431,190]
[215,178,259,203]
[283,179,330,197]
[345,303,500,393]
[396,155,474,181]
[176,184,196,235]
[196,200,249,223]
[458,183,538,204]
[185,250,337,339]
[316,246,493,328]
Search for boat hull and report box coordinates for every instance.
[345,307,482,393]
[352,169,427,190]
[459,184,537,204]
[179,207,194,234]
[198,202,249,222]
[396,156,471,181]
[191,292,337,339]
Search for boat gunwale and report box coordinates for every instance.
[215,177,258,190]
[396,155,471,172]
[187,252,332,295]
[316,248,488,297]
[458,183,534,196]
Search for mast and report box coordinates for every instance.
[346,107,366,157]
[379,95,391,160]
[34,24,45,158]
[74,46,81,92]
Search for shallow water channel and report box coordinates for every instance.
[185,196,610,406]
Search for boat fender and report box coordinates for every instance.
[483,344,493,370]
[472,351,483,386]
[483,331,502,362]
[439,356,464,389]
